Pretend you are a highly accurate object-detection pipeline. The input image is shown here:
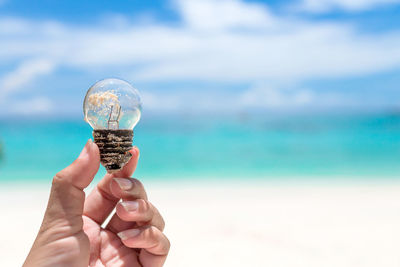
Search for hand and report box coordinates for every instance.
[23,140,170,267]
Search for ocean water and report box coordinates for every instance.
[1,113,400,182]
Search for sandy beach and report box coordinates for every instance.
[2,180,400,267]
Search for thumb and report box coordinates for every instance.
[40,139,100,237]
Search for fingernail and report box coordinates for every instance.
[114,178,133,191]
[78,139,91,159]
[120,200,139,212]
[117,229,141,240]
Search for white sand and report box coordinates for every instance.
[2,180,400,267]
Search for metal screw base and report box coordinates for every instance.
[93,129,133,173]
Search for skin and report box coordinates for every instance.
[23,140,170,267]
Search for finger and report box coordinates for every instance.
[116,199,165,230]
[55,139,100,189]
[118,226,170,267]
[105,177,148,233]
[98,230,141,266]
[41,140,100,235]
[110,177,148,200]
[83,147,140,225]
[114,146,141,178]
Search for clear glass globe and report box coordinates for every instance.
[83,78,142,130]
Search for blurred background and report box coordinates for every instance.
[1,1,400,266]
[1,0,400,182]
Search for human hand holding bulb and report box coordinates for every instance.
[23,79,169,267]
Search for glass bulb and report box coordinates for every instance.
[83,78,142,130]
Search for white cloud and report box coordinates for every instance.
[0,1,399,84]
[132,23,400,83]
[0,58,55,99]
[141,84,350,113]
[295,0,400,13]
[9,96,53,115]
[176,0,275,30]
[0,0,400,112]
[240,86,314,109]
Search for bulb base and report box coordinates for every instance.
[93,129,133,173]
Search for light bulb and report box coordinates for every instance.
[83,78,142,172]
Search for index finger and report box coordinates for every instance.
[83,147,140,225]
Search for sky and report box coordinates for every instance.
[0,0,400,117]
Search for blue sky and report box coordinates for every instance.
[0,0,400,117]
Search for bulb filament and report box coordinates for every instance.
[108,105,122,129]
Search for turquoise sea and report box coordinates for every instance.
[1,113,400,182]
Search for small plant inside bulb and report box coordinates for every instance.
[83,78,142,173]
